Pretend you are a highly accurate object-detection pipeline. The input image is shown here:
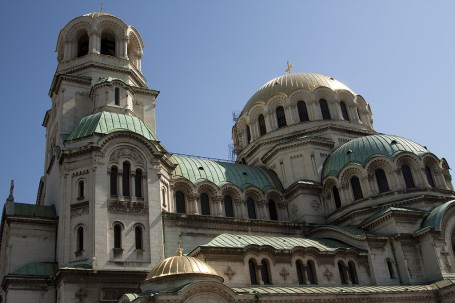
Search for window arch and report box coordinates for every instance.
[340,101,350,121]
[332,186,341,209]
[122,162,131,197]
[115,87,120,106]
[276,106,287,128]
[176,191,186,214]
[307,260,317,284]
[247,198,257,219]
[224,195,234,217]
[78,180,85,199]
[77,33,89,57]
[246,125,251,143]
[401,164,416,189]
[296,260,305,284]
[297,101,309,122]
[258,114,267,136]
[135,226,143,250]
[268,200,278,221]
[77,226,84,252]
[387,259,396,279]
[249,259,258,285]
[338,261,348,284]
[375,169,390,193]
[110,166,118,196]
[200,193,210,215]
[101,32,116,56]
[347,261,359,284]
[135,169,143,198]
[113,224,122,249]
[260,259,271,285]
[351,176,363,200]
[425,166,435,188]
[319,99,331,120]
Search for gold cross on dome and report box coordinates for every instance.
[285,61,293,74]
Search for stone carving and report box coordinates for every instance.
[108,201,148,215]
[109,148,144,166]
[311,200,321,211]
[75,288,87,301]
[71,206,89,218]
[323,268,333,281]
[279,267,289,280]
[224,266,236,280]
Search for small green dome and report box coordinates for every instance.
[322,135,430,179]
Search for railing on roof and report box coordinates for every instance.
[170,152,235,164]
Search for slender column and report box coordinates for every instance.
[213,196,223,216]
[191,194,200,215]
[286,104,297,125]
[123,35,129,58]
[118,172,123,199]
[131,172,136,198]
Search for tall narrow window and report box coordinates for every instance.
[77,33,89,57]
[333,186,341,209]
[348,261,358,284]
[246,125,251,143]
[122,162,130,197]
[258,114,267,136]
[77,226,84,252]
[200,193,210,215]
[247,198,257,219]
[110,166,118,196]
[268,200,278,221]
[307,260,317,284]
[114,224,122,249]
[425,166,435,187]
[340,101,350,121]
[387,259,396,279]
[297,101,309,122]
[101,33,116,56]
[276,106,287,128]
[78,180,84,199]
[249,259,258,285]
[296,260,305,284]
[261,260,271,285]
[338,261,348,284]
[135,169,142,198]
[351,176,363,200]
[401,165,416,189]
[135,226,143,250]
[224,195,234,217]
[319,99,331,120]
[115,87,120,106]
[176,191,186,213]
[375,169,390,193]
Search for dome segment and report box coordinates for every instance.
[322,135,430,179]
[242,72,355,114]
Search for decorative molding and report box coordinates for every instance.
[109,148,144,166]
[71,206,89,218]
[279,267,289,280]
[224,266,236,280]
[107,201,148,215]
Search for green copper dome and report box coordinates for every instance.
[322,135,430,179]
[243,72,354,114]
[66,111,158,142]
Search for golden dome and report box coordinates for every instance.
[145,255,221,282]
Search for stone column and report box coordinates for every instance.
[264,112,272,134]
[118,172,123,199]
[190,194,200,215]
[131,172,136,198]
[213,196,223,216]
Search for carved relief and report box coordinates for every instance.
[224,266,236,280]
[71,206,89,218]
[109,148,144,166]
[108,201,148,215]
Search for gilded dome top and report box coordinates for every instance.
[242,72,355,114]
[145,255,221,282]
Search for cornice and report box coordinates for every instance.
[49,73,92,96]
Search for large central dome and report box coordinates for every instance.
[243,72,355,114]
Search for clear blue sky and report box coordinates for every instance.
[0,1,454,204]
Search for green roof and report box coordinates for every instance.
[66,111,158,142]
[171,156,282,192]
[322,134,430,179]
[11,262,57,277]
[201,233,351,251]
[422,200,455,229]
[12,203,56,219]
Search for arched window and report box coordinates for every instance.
[338,261,348,284]
[333,186,341,209]
[401,165,416,189]
[135,226,143,250]
[296,260,305,284]
[176,191,186,214]
[135,169,142,198]
[375,169,390,193]
[122,162,131,197]
[200,193,210,215]
[224,195,234,217]
[258,114,267,136]
[340,101,350,121]
[276,106,287,128]
[246,125,251,143]
[113,224,122,249]
[425,166,435,188]
[351,176,363,200]
[78,180,84,199]
[77,226,84,252]
[387,259,396,279]
[319,99,331,120]
[110,166,118,196]
[268,200,278,221]
[347,261,358,284]
[261,259,271,285]
[77,33,89,57]
[307,260,317,284]
[297,101,309,122]
[101,33,116,56]
[249,259,258,285]
[115,87,120,106]
[247,198,257,219]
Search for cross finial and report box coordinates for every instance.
[285,61,293,74]
[177,235,183,256]
[7,180,14,202]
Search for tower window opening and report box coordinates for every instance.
[101,33,116,56]
[338,261,348,284]
[110,166,118,196]
[261,259,271,285]
[176,191,186,213]
[122,162,131,197]
[319,99,331,120]
[297,101,309,122]
[401,165,416,189]
[340,101,350,121]
[115,87,120,106]
[135,226,143,250]
[387,259,396,279]
[224,195,234,217]
[135,169,143,198]
[249,259,258,285]
[113,224,122,249]
[348,261,359,284]
[258,114,267,136]
[246,125,251,143]
[351,176,363,200]
[200,193,210,215]
[425,166,435,187]
[307,260,317,284]
[375,168,390,193]
[332,186,341,209]
[268,200,278,221]
[276,106,287,128]
[77,226,84,252]
[247,198,257,219]
[77,33,89,57]
[78,180,84,199]
[296,260,305,284]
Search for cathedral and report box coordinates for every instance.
[1,11,455,303]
